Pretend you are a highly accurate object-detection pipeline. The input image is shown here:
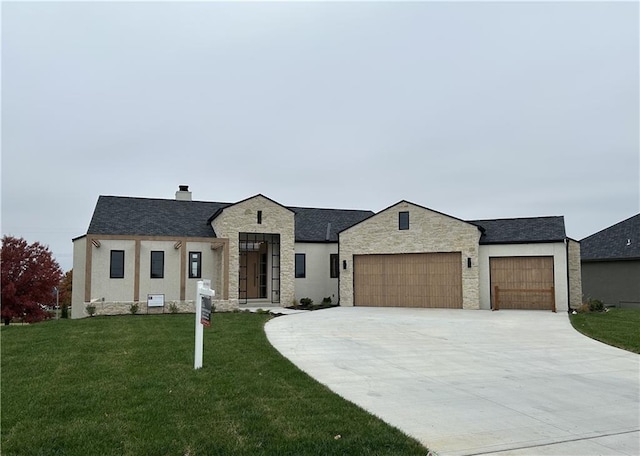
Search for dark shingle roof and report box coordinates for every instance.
[580,214,640,261]
[87,196,230,238]
[85,195,569,246]
[470,216,566,245]
[289,207,374,242]
[86,196,373,242]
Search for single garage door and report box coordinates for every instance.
[490,256,555,311]
[354,252,462,308]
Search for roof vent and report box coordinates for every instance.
[176,185,192,201]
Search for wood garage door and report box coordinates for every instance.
[354,252,462,308]
[490,256,555,310]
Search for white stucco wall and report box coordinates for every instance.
[139,240,182,301]
[71,237,87,319]
[90,239,137,303]
[185,241,220,302]
[478,242,569,312]
[294,242,339,305]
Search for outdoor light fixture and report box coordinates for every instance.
[343,260,347,270]
[174,241,182,249]
[467,257,472,268]
[91,239,101,248]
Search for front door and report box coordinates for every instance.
[239,245,268,300]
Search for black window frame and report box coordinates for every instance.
[150,251,165,279]
[330,254,339,278]
[189,251,202,279]
[110,250,125,279]
[399,211,410,230]
[257,210,263,224]
[295,253,306,278]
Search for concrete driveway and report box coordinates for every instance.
[265,307,639,456]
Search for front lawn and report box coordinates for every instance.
[569,308,640,354]
[1,313,426,455]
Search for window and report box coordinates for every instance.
[189,251,202,278]
[257,210,263,224]
[110,250,125,278]
[330,254,339,278]
[399,211,410,230]
[295,253,306,278]
[150,251,164,278]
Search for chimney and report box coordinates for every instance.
[175,185,192,201]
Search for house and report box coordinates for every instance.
[580,214,640,308]
[71,186,581,318]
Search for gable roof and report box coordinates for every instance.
[470,216,566,245]
[87,196,230,238]
[207,193,295,224]
[338,200,482,235]
[580,214,640,261]
[85,195,372,242]
[85,195,569,246]
[290,207,374,242]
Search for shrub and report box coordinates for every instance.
[577,299,606,313]
[322,297,332,304]
[168,303,179,314]
[588,299,604,312]
[86,304,96,317]
[299,298,313,309]
[129,303,140,315]
[61,304,69,319]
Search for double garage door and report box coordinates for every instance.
[354,252,462,308]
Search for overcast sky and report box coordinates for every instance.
[2,1,639,272]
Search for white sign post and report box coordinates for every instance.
[195,280,215,370]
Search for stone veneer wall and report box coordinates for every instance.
[339,201,482,309]
[210,195,296,307]
[568,239,583,309]
[81,299,237,317]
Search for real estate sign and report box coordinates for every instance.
[201,295,212,327]
[194,280,215,370]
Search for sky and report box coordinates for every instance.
[2,0,639,273]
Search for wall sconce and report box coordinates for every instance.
[467,257,472,268]
[343,260,347,270]
[174,241,182,249]
[91,239,101,248]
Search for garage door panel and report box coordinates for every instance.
[490,256,554,311]
[354,252,462,308]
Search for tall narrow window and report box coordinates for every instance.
[399,211,410,230]
[189,251,202,278]
[110,250,125,278]
[257,210,263,224]
[295,253,306,278]
[150,251,164,278]
[330,254,339,278]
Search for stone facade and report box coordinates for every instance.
[81,298,236,317]
[339,201,482,309]
[567,239,583,309]
[210,195,296,307]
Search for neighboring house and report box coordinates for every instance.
[71,187,581,318]
[580,214,640,308]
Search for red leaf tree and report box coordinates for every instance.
[1,236,63,325]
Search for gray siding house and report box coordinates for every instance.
[580,214,640,308]
[71,187,581,318]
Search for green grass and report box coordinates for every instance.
[1,314,426,456]
[570,308,640,354]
